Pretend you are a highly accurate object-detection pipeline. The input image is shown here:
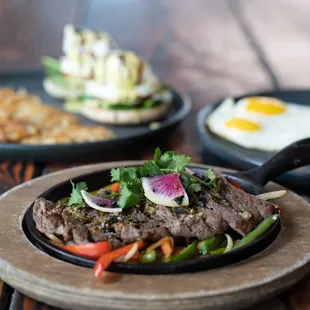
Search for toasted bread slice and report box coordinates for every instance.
[43,78,83,99]
[80,101,169,125]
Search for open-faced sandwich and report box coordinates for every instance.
[33,148,284,277]
[42,24,116,100]
[42,24,172,125]
[71,50,172,125]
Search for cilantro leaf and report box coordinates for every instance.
[154,147,161,166]
[118,184,141,209]
[204,169,217,187]
[120,167,138,183]
[112,167,144,209]
[157,151,190,172]
[111,168,120,182]
[111,167,138,183]
[130,178,144,197]
[180,174,190,189]
[139,161,161,177]
[187,183,202,194]
[68,180,88,208]
[109,149,192,209]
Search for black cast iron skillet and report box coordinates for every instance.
[22,138,310,274]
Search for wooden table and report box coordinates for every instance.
[0,0,310,309]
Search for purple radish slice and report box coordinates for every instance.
[142,172,189,207]
[81,190,122,213]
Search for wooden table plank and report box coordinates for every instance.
[236,0,310,88]
[0,0,85,72]
[0,162,41,309]
[9,291,57,310]
[290,277,310,310]
[0,282,14,310]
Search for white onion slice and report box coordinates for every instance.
[256,190,287,200]
[224,233,233,253]
[81,190,122,213]
[122,242,139,262]
[185,167,195,175]
[114,255,125,263]
[45,233,64,245]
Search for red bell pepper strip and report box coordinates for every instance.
[145,236,174,258]
[110,182,121,193]
[228,179,242,190]
[160,238,174,258]
[59,241,112,259]
[94,241,145,277]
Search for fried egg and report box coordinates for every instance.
[207,96,310,151]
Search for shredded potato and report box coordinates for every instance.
[0,87,114,144]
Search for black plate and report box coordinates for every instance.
[197,89,310,192]
[0,72,191,162]
[22,166,280,275]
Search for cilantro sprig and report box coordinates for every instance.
[66,149,217,210]
[180,170,216,195]
[68,180,88,209]
[111,148,190,209]
[111,148,216,209]
[154,148,190,172]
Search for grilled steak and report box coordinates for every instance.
[33,171,276,248]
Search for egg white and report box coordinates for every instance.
[60,56,93,79]
[85,66,161,103]
[207,97,310,151]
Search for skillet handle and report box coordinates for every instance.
[237,138,310,186]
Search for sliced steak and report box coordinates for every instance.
[33,198,127,247]
[153,204,229,240]
[33,170,276,247]
[33,198,66,236]
[213,172,275,235]
[33,198,91,244]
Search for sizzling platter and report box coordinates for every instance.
[0,161,310,310]
[21,139,310,277]
[23,164,281,275]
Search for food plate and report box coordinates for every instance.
[22,138,309,275]
[22,166,281,275]
[197,89,310,192]
[0,162,310,310]
[0,72,190,162]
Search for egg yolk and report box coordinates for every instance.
[246,97,286,115]
[225,118,261,131]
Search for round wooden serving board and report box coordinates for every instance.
[0,162,310,310]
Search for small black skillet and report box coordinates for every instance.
[23,138,310,274]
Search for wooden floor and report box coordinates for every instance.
[0,0,310,309]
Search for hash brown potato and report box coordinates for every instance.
[0,87,114,144]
